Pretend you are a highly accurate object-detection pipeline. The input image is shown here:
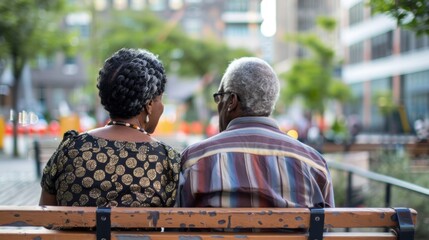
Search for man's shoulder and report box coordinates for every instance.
[182,132,228,154]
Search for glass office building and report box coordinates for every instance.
[341,0,429,133]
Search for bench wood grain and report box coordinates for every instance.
[0,206,417,240]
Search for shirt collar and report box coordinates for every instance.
[225,116,279,130]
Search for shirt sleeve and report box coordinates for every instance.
[323,168,335,207]
[177,148,195,207]
[164,146,181,207]
[40,130,78,194]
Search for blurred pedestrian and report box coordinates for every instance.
[39,48,181,207]
[178,57,334,208]
[414,116,429,142]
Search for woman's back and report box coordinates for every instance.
[41,130,180,207]
[39,48,180,207]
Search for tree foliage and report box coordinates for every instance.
[374,90,398,115]
[88,9,250,77]
[368,0,429,35]
[83,8,251,120]
[0,0,70,156]
[280,17,351,119]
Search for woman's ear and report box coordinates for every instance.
[145,100,153,115]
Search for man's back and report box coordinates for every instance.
[179,117,334,208]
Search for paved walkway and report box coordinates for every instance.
[0,153,40,206]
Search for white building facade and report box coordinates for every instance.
[341,0,429,133]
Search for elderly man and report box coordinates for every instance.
[179,57,334,208]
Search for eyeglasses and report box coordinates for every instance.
[213,91,232,103]
[213,91,240,103]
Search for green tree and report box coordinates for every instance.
[280,17,351,130]
[81,8,251,122]
[368,0,429,35]
[88,8,250,79]
[0,0,71,157]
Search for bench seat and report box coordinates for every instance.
[0,206,417,240]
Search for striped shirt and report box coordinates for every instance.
[178,116,334,208]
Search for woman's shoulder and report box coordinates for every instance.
[63,129,79,138]
[57,130,80,147]
[150,141,181,160]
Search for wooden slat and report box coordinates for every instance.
[0,229,399,240]
[0,206,417,229]
[112,207,311,228]
[324,208,417,228]
[0,206,97,228]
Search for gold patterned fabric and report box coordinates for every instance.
[41,130,181,207]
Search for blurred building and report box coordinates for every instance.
[2,0,267,121]
[0,11,91,121]
[341,0,429,133]
[150,0,266,125]
[273,0,341,73]
[93,0,264,49]
[161,0,265,54]
[31,53,89,120]
[268,0,341,138]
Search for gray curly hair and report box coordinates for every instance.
[220,57,280,116]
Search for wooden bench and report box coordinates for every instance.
[0,206,417,240]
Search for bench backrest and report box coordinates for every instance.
[0,206,417,240]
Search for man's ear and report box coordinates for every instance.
[227,93,239,112]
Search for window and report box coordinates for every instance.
[148,0,165,11]
[349,41,364,64]
[186,6,201,18]
[344,82,364,117]
[371,31,392,60]
[349,1,364,26]
[63,56,78,75]
[183,19,201,35]
[403,70,429,122]
[35,55,55,70]
[415,33,429,50]
[298,16,313,31]
[185,0,202,3]
[64,56,76,65]
[370,77,391,132]
[400,28,429,53]
[225,0,248,12]
[95,0,108,11]
[400,29,413,53]
[130,0,146,10]
[79,24,90,38]
[224,23,249,37]
[169,0,183,10]
[65,13,90,39]
[113,0,127,10]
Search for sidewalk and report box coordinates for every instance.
[0,152,40,206]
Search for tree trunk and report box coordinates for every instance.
[11,54,24,157]
[11,81,19,157]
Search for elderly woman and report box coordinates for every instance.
[179,57,335,208]
[39,48,181,207]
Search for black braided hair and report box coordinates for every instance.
[97,48,167,119]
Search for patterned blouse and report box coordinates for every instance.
[41,130,181,207]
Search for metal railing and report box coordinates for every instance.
[327,160,429,207]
